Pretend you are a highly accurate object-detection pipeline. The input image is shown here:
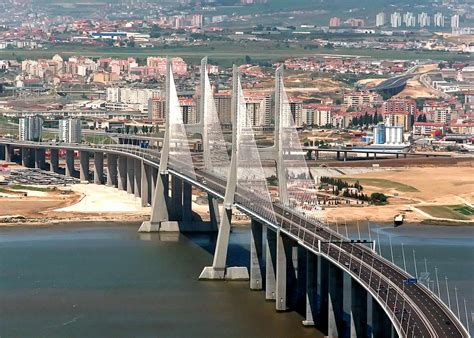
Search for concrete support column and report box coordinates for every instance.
[5,145,13,162]
[140,161,150,207]
[343,151,348,162]
[22,148,34,168]
[318,257,329,334]
[94,152,104,185]
[117,156,127,191]
[65,150,75,177]
[150,167,158,204]
[35,148,46,170]
[276,229,297,311]
[373,153,377,159]
[336,151,341,161]
[0,144,5,161]
[265,226,277,300]
[134,159,141,198]
[303,253,318,326]
[208,194,220,231]
[404,154,407,158]
[328,263,345,338]
[182,181,192,222]
[171,176,183,220]
[396,153,399,159]
[50,149,59,173]
[315,150,319,160]
[106,154,118,187]
[126,157,134,194]
[372,299,393,338]
[79,151,90,182]
[351,280,368,338]
[250,219,264,290]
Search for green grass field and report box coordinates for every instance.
[417,205,473,221]
[9,184,53,192]
[1,42,470,66]
[344,178,419,192]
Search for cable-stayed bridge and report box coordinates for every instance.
[0,58,470,338]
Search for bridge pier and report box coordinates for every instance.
[134,159,141,198]
[372,298,394,338]
[35,148,46,170]
[328,262,345,337]
[250,219,264,290]
[65,150,75,177]
[150,167,158,205]
[94,152,104,185]
[208,194,220,230]
[50,149,59,173]
[351,280,368,338]
[80,151,90,182]
[139,171,170,232]
[117,156,127,191]
[182,181,192,222]
[140,161,150,207]
[5,145,13,162]
[343,151,348,162]
[106,154,118,187]
[21,148,34,168]
[336,151,341,161]
[302,252,318,326]
[266,226,277,300]
[0,144,5,161]
[171,176,183,220]
[126,157,134,194]
[275,229,298,311]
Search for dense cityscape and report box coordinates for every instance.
[0,0,473,337]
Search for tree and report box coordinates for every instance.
[125,125,130,134]
[370,192,388,204]
[244,55,252,64]
[133,126,139,134]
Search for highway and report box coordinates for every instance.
[0,139,469,338]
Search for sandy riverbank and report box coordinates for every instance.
[322,164,474,225]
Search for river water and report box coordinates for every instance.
[0,223,472,337]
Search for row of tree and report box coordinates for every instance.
[320,176,364,192]
[350,112,385,127]
[116,125,156,135]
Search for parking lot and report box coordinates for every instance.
[7,169,80,185]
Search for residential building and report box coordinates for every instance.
[344,91,382,108]
[403,12,416,28]
[418,12,430,27]
[391,12,402,28]
[329,17,341,27]
[19,116,43,141]
[148,97,166,123]
[376,12,386,27]
[451,14,460,30]
[434,12,445,27]
[58,119,82,143]
[413,122,444,136]
[214,93,232,126]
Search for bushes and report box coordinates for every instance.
[370,192,388,204]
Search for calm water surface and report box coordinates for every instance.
[0,223,319,338]
[0,222,473,336]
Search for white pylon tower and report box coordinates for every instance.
[199,65,243,280]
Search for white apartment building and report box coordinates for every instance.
[19,116,43,141]
[433,12,445,27]
[376,12,386,27]
[391,12,402,28]
[59,119,82,143]
[106,87,162,112]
